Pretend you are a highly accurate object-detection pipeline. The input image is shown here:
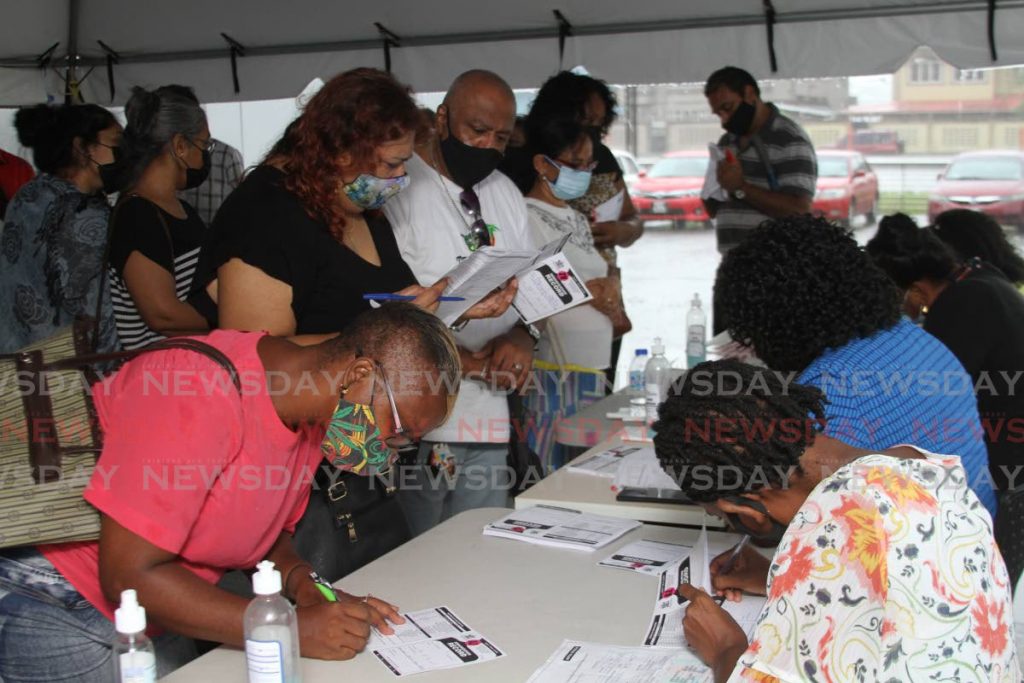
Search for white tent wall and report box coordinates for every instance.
[2,1,1024,106]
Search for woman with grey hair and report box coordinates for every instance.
[106,84,212,349]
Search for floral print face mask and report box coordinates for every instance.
[341,173,410,210]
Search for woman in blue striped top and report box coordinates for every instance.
[714,214,997,516]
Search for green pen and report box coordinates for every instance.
[309,571,339,602]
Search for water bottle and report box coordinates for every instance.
[644,338,671,422]
[113,589,156,683]
[686,293,707,369]
[628,349,648,396]
[245,561,301,683]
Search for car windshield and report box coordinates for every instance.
[649,156,709,178]
[817,157,850,177]
[945,158,1023,181]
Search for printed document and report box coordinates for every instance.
[611,447,682,492]
[435,235,587,325]
[567,444,647,477]
[643,528,766,648]
[483,505,640,551]
[526,640,711,683]
[368,606,505,677]
[593,189,625,222]
[598,539,693,575]
[701,143,728,202]
[512,252,593,324]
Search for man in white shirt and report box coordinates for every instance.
[385,70,537,536]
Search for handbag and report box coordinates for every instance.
[507,391,545,496]
[291,464,411,583]
[0,330,240,548]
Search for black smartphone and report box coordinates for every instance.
[615,487,694,505]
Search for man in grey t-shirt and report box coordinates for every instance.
[703,67,817,255]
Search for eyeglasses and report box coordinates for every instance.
[372,361,417,453]
[188,137,217,154]
[459,188,494,251]
[545,155,598,173]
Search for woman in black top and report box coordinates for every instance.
[867,213,1024,591]
[106,85,211,349]
[194,69,512,343]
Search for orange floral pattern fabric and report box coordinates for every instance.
[729,452,1021,683]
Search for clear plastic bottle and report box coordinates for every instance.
[686,293,707,369]
[113,589,156,683]
[244,561,301,683]
[644,338,671,422]
[628,349,649,396]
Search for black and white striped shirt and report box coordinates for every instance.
[107,197,206,350]
[714,104,818,253]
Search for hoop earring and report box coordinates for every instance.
[921,305,929,316]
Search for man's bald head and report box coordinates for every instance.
[437,70,516,154]
[443,70,515,111]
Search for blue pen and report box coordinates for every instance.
[363,293,465,302]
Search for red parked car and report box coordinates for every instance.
[813,150,880,225]
[928,151,1024,228]
[631,151,710,229]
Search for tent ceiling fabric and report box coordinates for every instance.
[2,0,1024,105]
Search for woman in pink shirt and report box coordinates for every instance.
[0,303,461,681]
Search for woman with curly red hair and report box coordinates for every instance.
[192,68,512,580]
[195,68,443,341]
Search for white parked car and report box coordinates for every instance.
[611,148,642,192]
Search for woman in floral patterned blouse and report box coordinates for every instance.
[654,359,1021,683]
[0,103,121,353]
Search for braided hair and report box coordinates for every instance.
[653,359,826,502]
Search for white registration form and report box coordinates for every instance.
[598,539,693,576]
[592,189,625,222]
[567,444,646,477]
[367,606,505,677]
[483,505,640,551]
[611,447,682,492]
[435,235,570,325]
[643,528,766,648]
[526,640,712,683]
[512,252,593,324]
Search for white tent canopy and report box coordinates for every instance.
[3,0,1024,105]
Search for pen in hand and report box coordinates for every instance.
[309,571,339,602]
[713,535,751,605]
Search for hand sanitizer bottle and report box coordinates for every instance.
[686,293,707,369]
[244,561,301,682]
[113,589,156,683]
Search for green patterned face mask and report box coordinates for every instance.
[321,392,393,477]
[321,361,415,476]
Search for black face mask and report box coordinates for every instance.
[96,161,120,194]
[439,119,503,190]
[724,101,756,137]
[721,496,788,545]
[181,148,211,190]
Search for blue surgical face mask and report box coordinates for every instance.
[342,173,410,210]
[544,156,593,201]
